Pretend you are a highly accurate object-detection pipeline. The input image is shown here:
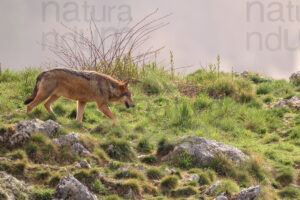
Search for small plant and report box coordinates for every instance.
[109,161,122,170]
[105,195,121,200]
[53,103,67,116]
[8,150,26,160]
[278,186,300,199]
[114,169,145,181]
[74,168,99,188]
[193,94,213,110]
[48,174,61,187]
[198,170,216,186]
[32,187,55,200]
[256,82,272,95]
[157,138,174,157]
[213,179,240,196]
[276,167,295,186]
[101,139,136,161]
[121,179,141,195]
[170,101,194,128]
[160,175,178,190]
[35,170,51,181]
[140,155,157,164]
[146,167,164,180]
[137,138,153,153]
[91,179,108,195]
[174,151,195,169]
[171,186,197,197]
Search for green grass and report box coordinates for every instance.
[1,65,300,199]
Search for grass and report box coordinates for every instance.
[1,64,300,199]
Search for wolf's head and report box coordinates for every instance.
[118,80,135,108]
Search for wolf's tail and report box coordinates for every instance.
[24,72,44,105]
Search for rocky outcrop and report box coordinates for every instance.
[75,159,91,169]
[53,132,90,157]
[214,194,228,200]
[0,119,60,147]
[274,96,300,109]
[161,136,248,166]
[53,174,97,200]
[289,71,300,83]
[232,185,261,200]
[0,172,31,200]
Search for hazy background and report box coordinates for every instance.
[1,0,300,79]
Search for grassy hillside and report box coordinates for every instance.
[1,63,300,199]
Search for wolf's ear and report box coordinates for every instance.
[121,80,129,87]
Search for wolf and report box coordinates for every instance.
[24,68,135,121]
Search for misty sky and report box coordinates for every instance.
[1,0,300,79]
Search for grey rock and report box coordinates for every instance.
[1,119,60,147]
[232,185,261,200]
[53,132,81,147]
[53,132,90,157]
[162,136,248,166]
[71,143,90,157]
[0,171,31,200]
[274,96,300,109]
[75,159,91,169]
[80,159,91,169]
[53,174,97,200]
[188,174,200,182]
[214,195,228,200]
[205,181,221,195]
[290,71,300,83]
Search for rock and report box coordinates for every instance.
[214,195,228,200]
[232,185,261,200]
[0,171,31,200]
[75,159,91,169]
[205,181,221,195]
[162,136,248,166]
[290,71,300,83]
[124,188,140,200]
[1,119,60,147]
[71,143,90,157]
[53,174,97,200]
[53,132,82,147]
[274,96,300,109]
[188,174,200,182]
[53,132,90,157]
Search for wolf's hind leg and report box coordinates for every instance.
[76,101,86,122]
[97,104,117,121]
[27,92,50,113]
[44,95,60,114]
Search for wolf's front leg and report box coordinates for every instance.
[76,101,86,122]
[97,104,117,121]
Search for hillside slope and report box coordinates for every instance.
[1,66,300,199]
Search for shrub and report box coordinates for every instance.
[114,169,145,181]
[263,96,273,104]
[91,179,108,195]
[137,138,153,153]
[32,188,55,200]
[157,138,174,157]
[121,179,141,195]
[276,167,295,186]
[48,174,61,187]
[248,158,265,181]
[213,179,239,196]
[171,186,197,197]
[170,101,194,128]
[8,150,26,160]
[140,155,157,164]
[95,149,110,162]
[173,151,195,169]
[210,155,237,178]
[256,82,272,95]
[74,169,99,188]
[101,139,136,162]
[206,78,236,98]
[198,169,216,186]
[278,186,300,199]
[35,170,51,181]
[160,175,178,190]
[142,183,158,195]
[146,168,164,180]
[108,161,122,170]
[194,94,212,110]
